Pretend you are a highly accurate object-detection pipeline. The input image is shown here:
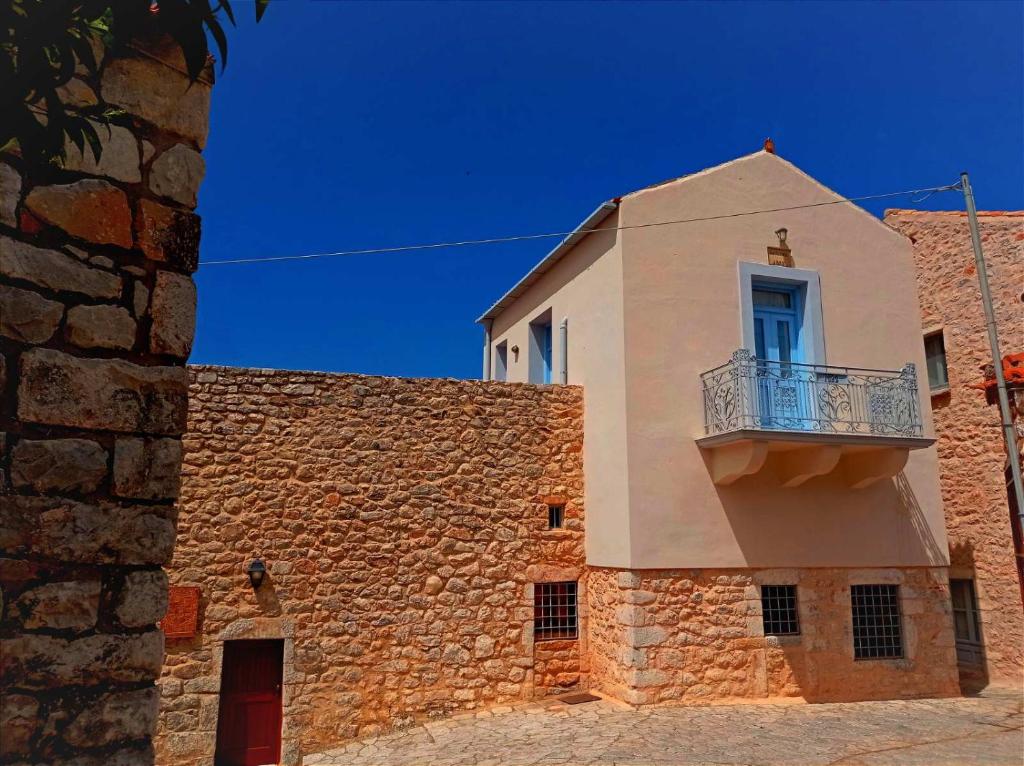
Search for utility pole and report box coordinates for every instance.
[960,172,1024,544]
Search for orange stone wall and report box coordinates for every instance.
[885,209,1024,686]
[156,366,585,765]
[588,566,960,705]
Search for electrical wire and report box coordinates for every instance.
[199,181,963,266]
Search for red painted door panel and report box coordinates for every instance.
[215,639,284,766]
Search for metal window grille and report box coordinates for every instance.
[760,584,800,635]
[851,584,903,659]
[534,581,578,641]
[547,504,564,529]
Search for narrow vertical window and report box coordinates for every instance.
[494,341,508,382]
[924,331,949,391]
[528,311,553,384]
[534,582,578,640]
[547,503,564,529]
[950,578,984,666]
[851,584,903,659]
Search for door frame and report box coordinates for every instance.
[738,262,826,367]
[215,638,284,766]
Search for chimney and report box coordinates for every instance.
[763,137,775,154]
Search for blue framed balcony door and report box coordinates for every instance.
[752,286,811,430]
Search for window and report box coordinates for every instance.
[924,331,949,391]
[534,581,577,641]
[950,578,984,666]
[494,341,508,382]
[851,584,903,659]
[529,312,553,384]
[760,585,800,636]
[547,503,564,529]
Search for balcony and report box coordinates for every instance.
[697,349,933,487]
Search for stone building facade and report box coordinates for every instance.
[157,367,586,765]
[0,38,210,764]
[886,209,1024,687]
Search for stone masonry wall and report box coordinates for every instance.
[588,566,960,705]
[157,366,585,765]
[0,38,209,764]
[885,210,1024,685]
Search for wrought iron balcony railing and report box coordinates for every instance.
[701,349,924,439]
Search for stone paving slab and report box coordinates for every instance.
[304,687,1023,766]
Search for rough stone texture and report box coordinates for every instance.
[1,236,121,299]
[0,34,207,766]
[66,303,137,350]
[0,283,64,343]
[18,347,188,434]
[588,567,960,707]
[10,438,108,494]
[150,270,197,357]
[112,437,182,500]
[101,47,212,148]
[24,179,133,247]
[0,162,20,226]
[63,122,141,184]
[157,366,586,765]
[15,580,101,632]
[134,198,201,272]
[302,688,1024,766]
[149,144,205,208]
[887,210,1024,686]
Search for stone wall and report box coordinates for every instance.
[886,209,1024,685]
[157,366,585,765]
[0,38,209,764]
[588,566,960,705]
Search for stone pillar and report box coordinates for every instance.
[0,37,210,764]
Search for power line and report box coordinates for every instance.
[199,181,962,266]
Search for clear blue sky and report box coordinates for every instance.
[193,0,1023,379]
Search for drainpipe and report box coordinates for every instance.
[482,319,493,381]
[559,317,568,385]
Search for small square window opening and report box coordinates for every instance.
[851,584,903,660]
[761,584,800,635]
[534,581,578,641]
[548,504,564,529]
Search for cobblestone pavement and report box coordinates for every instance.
[305,687,1022,766]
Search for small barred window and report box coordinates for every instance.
[534,581,577,641]
[760,584,799,636]
[547,504,564,529]
[851,584,903,659]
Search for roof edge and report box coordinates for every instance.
[475,200,619,324]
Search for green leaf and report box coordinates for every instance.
[205,14,228,71]
[216,0,236,26]
[80,117,103,164]
[255,0,270,22]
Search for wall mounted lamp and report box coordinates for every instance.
[247,558,267,590]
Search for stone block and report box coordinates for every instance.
[112,437,182,500]
[0,284,63,343]
[617,571,642,589]
[101,50,211,148]
[473,634,495,658]
[18,348,188,434]
[0,162,21,227]
[0,494,176,565]
[0,692,39,757]
[149,144,206,207]
[134,198,200,272]
[63,687,158,747]
[24,180,132,247]
[115,569,169,627]
[66,304,137,350]
[16,580,101,631]
[55,77,98,108]
[631,626,669,648]
[62,122,141,183]
[1,237,121,299]
[133,280,150,317]
[10,437,108,494]
[0,630,163,688]
[149,271,196,357]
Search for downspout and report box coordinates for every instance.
[482,319,493,381]
[559,317,568,384]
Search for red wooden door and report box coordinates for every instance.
[215,640,284,766]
